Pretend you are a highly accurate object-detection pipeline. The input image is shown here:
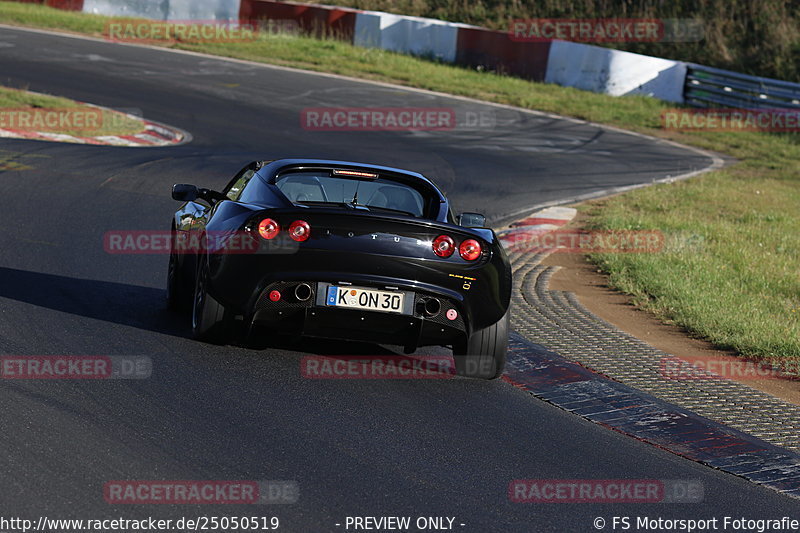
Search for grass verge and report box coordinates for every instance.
[0,1,797,366]
[0,85,144,137]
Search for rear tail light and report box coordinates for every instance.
[459,239,482,261]
[288,220,311,242]
[432,235,455,258]
[257,218,280,240]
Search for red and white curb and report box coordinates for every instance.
[0,111,189,147]
[497,206,577,248]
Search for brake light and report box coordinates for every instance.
[288,220,311,242]
[258,218,280,240]
[332,169,378,179]
[459,239,482,261]
[432,235,455,258]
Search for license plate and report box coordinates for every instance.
[326,286,405,314]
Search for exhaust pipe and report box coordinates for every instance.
[294,283,312,302]
[421,297,441,318]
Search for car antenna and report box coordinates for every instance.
[352,180,361,205]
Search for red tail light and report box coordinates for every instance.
[288,220,311,242]
[432,235,455,258]
[459,239,482,261]
[258,218,280,240]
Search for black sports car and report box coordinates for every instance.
[167,159,512,379]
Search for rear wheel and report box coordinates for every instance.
[453,309,509,379]
[192,260,231,343]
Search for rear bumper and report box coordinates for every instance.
[204,247,511,334]
[249,280,467,349]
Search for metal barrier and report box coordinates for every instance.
[685,63,800,109]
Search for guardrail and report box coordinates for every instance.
[685,63,800,109]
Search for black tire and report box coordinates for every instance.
[166,242,191,312]
[453,309,509,379]
[191,260,231,343]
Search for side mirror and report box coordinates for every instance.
[172,184,198,202]
[457,212,486,228]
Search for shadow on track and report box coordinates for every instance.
[0,266,187,336]
[0,266,436,362]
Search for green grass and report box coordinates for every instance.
[0,85,144,137]
[582,171,800,367]
[0,1,797,366]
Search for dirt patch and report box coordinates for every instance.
[542,249,800,407]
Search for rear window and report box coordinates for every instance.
[275,170,426,217]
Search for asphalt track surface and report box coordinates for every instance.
[0,26,797,532]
